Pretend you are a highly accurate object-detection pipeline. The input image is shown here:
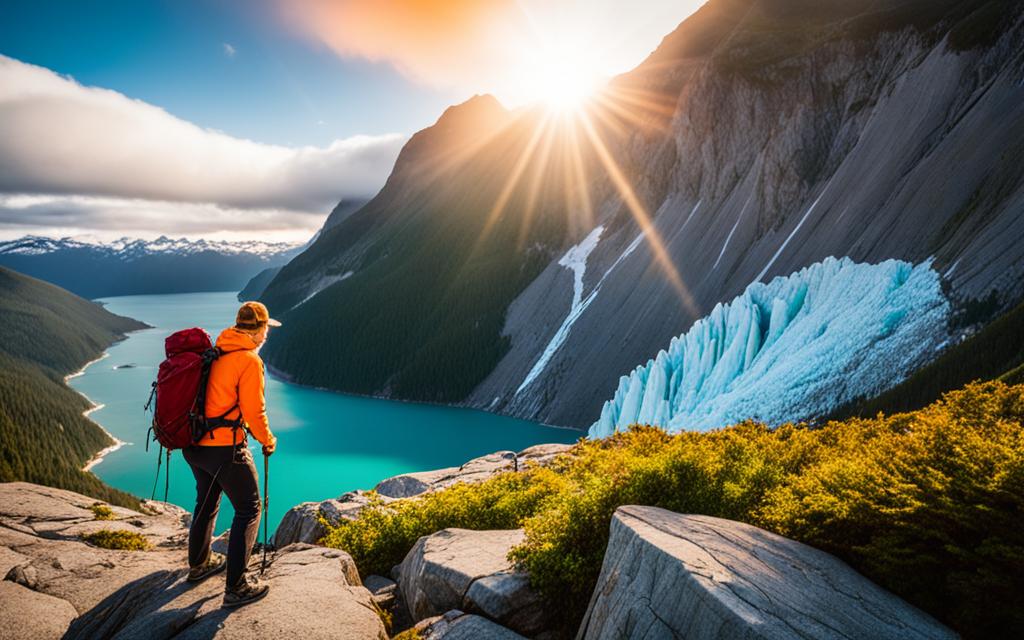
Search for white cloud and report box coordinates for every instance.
[0,54,406,237]
[0,193,324,243]
[223,42,237,57]
[278,0,706,106]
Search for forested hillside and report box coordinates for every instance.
[0,266,146,507]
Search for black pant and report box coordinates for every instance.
[183,444,261,589]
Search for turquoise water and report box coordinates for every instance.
[70,291,581,534]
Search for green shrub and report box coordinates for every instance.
[90,503,114,520]
[323,381,1023,638]
[81,529,150,551]
[391,629,421,640]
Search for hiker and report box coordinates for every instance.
[183,301,280,607]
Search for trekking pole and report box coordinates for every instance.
[261,452,269,575]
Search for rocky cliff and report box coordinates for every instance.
[260,0,1024,428]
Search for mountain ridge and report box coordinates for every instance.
[259,0,1024,428]
[0,235,304,299]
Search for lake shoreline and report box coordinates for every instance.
[70,291,582,534]
[264,361,586,435]
[66,338,137,474]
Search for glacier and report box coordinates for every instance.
[589,256,950,437]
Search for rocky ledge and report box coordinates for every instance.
[1,463,960,639]
[0,482,385,640]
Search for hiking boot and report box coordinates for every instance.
[223,574,270,608]
[186,552,226,583]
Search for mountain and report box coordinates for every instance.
[0,266,146,507]
[0,235,303,299]
[237,199,369,301]
[260,0,1024,429]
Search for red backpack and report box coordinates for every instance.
[144,328,242,499]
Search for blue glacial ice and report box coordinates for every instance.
[588,256,950,437]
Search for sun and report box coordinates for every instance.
[508,41,605,112]
[534,58,601,112]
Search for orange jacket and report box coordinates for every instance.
[200,328,276,448]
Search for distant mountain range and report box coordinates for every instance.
[257,0,1024,429]
[0,235,303,299]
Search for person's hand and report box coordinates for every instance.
[262,439,276,456]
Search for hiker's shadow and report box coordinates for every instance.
[62,568,236,640]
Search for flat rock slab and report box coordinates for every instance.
[0,580,78,640]
[65,544,385,640]
[578,506,957,640]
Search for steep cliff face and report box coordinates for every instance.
[471,0,1024,427]
[261,0,1024,428]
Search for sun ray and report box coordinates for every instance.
[578,110,699,317]
[516,112,559,248]
[475,112,552,249]
[565,114,594,232]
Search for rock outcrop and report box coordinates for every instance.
[577,505,957,640]
[0,482,387,640]
[408,610,528,640]
[397,528,549,637]
[273,444,573,547]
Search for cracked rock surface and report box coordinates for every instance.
[397,528,551,637]
[577,506,957,640]
[0,482,387,640]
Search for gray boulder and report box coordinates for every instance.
[410,610,528,640]
[577,505,957,640]
[397,528,551,637]
[271,490,387,546]
[364,573,398,609]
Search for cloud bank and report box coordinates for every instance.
[0,55,405,238]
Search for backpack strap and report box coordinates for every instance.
[190,347,247,442]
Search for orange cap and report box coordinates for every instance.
[235,301,282,329]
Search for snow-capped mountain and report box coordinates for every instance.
[0,235,303,299]
[0,235,300,260]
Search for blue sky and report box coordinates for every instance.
[0,0,460,146]
[0,0,705,242]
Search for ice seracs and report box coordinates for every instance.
[589,256,950,437]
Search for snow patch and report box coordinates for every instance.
[515,226,603,395]
[755,181,831,283]
[713,194,752,270]
[589,256,950,437]
[293,271,355,309]
[516,228,648,397]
